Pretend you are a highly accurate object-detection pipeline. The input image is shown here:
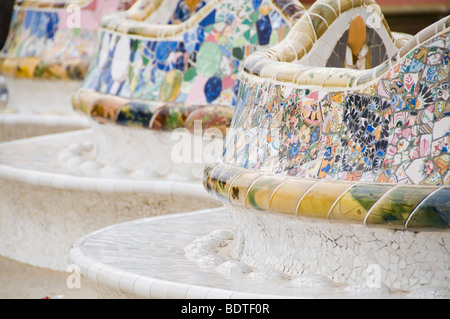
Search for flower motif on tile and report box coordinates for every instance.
[415,82,435,109]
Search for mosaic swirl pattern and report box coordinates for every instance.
[204,0,450,232]
[0,0,136,80]
[72,0,305,131]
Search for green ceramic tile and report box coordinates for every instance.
[329,183,394,223]
[406,187,450,231]
[245,175,286,211]
[365,185,436,230]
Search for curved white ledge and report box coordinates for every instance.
[69,208,423,299]
[0,113,90,142]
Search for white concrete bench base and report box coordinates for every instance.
[69,208,421,299]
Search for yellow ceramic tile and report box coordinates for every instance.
[17,57,41,78]
[339,0,354,13]
[228,172,263,207]
[0,58,19,77]
[321,70,352,87]
[245,175,286,211]
[347,16,366,58]
[296,181,353,219]
[269,178,317,215]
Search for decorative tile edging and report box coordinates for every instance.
[72,88,234,133]
[72,0,306,131]
[204,162,450,232]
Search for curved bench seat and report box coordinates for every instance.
[72,0,306,131]
[0,0,137,81]
[205,14,450,229]
[201,0,449,293]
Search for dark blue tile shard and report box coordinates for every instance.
[253,0,263,10]
[200,9,216,27]
[116,102,155,128]
[204,76,222,103]
[256,15,272,46]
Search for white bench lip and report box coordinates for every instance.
[0,113,90,127]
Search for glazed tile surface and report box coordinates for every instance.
[72,0,305,131]
[0,0,137,80]
[203,0,450,232]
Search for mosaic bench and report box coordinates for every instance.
[70,0,306,181]
[202,0,450,294]
[0,0,135,115]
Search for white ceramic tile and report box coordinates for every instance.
[59,176,81,191]
[69,249,95,274]
[186,285,212,299]
[132,181,155,194]
[78,178,98,192]
[86,262,104,282]
[149,280,171,299]
[71,208,445,298]
[206,288,234,299]
[96,266,112,286]
[133,276,154,298]
[153,181,174,196]
[96,179,116,193]
[113,180,136,194]
[166,283,191,299]
[106,269,126,291]
[4,167,18,182]
[119,273,139,293]
[24,170,40,186]
[51,174,66,190]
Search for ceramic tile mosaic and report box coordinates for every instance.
[0,0,137,80]
[204,0,450,232]
[72,0,306,131]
